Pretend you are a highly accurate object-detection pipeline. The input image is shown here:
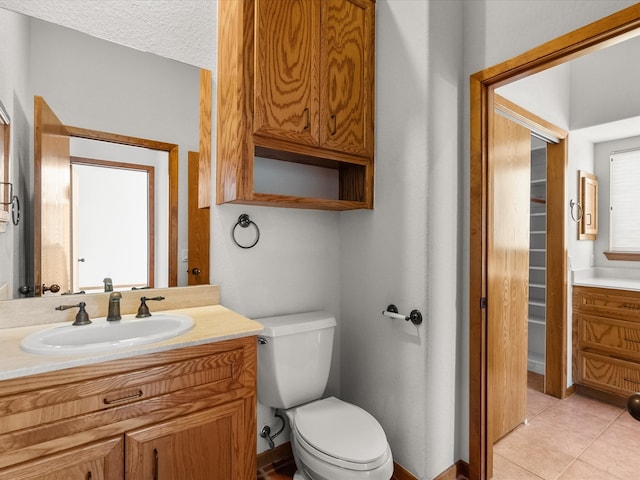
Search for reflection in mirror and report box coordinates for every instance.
[0,8,203,298]
[70,137,169,293]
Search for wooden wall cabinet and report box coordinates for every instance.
[217,0,376,210]
[0,337,257,480]
[573,286,640,399]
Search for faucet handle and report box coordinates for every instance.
[136,296,165,318]
[56,302,91,326]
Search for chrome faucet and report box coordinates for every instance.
[107,292,122,321]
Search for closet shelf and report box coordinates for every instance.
[529,283,545,289]
[530,178,546,185]
[531,197,546,204]
[528,316,546,326]
[529,300,545,308]
[528,351,545,366]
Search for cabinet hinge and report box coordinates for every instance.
[480,297,487,310]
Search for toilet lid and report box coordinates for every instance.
[294,397,389,466]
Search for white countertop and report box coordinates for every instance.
[0,304,263,381]
[572,267,640,292]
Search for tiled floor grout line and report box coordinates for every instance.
[541,400,627,480]
[563,408,628,480]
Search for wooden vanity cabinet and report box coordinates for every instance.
[0,336,257,480]
[218,0,376,210]
[573,286,640,399]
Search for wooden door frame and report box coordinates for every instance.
[469,5,640,480]
[65,126,179,287]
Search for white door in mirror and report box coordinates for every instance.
[21,314,194,355]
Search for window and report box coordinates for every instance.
[609,149,640,253]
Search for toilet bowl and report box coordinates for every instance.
[256,311,393,480]
[287,397,393,480]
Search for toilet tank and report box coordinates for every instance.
[256,311,336,409]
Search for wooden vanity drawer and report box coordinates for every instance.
[573,286,640,321]
[0,346,244,436]
[578,351,640,396]
[578,313,640,361]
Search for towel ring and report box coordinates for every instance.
[11,195,20,226]
[569,199,583,222]
[232,214,260,249]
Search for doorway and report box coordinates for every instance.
[70,156,157,292]
[469,5,640,480]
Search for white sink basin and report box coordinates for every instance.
[21,314,195,355]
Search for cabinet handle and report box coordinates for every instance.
[153,448,159,480]
[303,107,310,130]
[330,114,337,135]
[103,389,143,405]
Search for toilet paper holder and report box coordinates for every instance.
[382,304,423,325]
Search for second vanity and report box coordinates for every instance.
[0,285,262,479]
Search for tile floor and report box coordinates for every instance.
[493,372,640,480]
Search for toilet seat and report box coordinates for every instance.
[292,397,390,471]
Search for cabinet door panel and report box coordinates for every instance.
[254,0,320,145]
[0,437,123,480]
[125,402,244,480]
[320,0,374,156]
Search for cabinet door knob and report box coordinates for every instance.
[330,114,337,135]
[191,267,201,276]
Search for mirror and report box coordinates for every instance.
[0,8,203,298]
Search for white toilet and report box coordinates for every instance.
[256,311,393,480]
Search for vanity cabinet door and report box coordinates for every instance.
[0,437,123,480]
[319,0,375,157]
[125,401,246,480]
[253,0,320,146]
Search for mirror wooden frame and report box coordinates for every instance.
[469,4,640,480]
[0,100,10,219]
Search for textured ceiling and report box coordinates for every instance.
[0,0,217,69]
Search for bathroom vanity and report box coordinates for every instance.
[573,285,640,401]
[0,297,262,479]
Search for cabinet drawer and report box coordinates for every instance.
[0,346,244,436]
[578,313,640,361]
[574,286,640,320]
[579,351,640,397]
